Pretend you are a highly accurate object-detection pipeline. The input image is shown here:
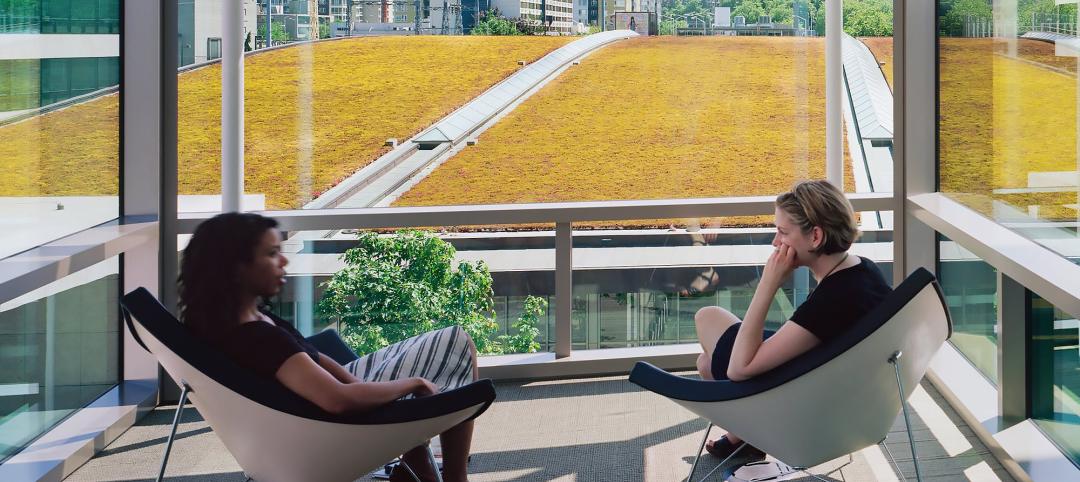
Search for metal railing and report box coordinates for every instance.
[176,192,895,357]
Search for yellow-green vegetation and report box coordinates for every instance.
[0,94,119,196]
[859,37,892,86]
[939,38,1078,219]
[0,60,41,111]
[395,37,854,227]
[0,36,572,207]
[179,36,573,209]
[861,38,1077,220]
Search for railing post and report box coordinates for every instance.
[998,273,1029,427]
[555,222,572,358]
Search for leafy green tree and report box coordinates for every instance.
[472,12,521,35]
[806,0,893,36]
[499,296,545,353]
[258,22,289,45]
[939,0,992,36]
[244,32,253,52]
[733,0,767,24]
[659,19,688,35]
[1018,0,1076,29]
[666,0,710,18]
[316,230,547,356]
[843,0,892,36]
[317,230,501,355]
[722,0,793,25]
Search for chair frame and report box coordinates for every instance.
[683,351,922,482]
[122,288,492,482]
[631,268,950,482]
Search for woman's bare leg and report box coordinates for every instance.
[694,306,741,378]
[397,446,436,480]
[440,420,474,482]
[694,306,745,449]
[440,333,480,482]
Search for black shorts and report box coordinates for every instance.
[710,323,776,381]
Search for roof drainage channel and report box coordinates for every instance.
[842,34,895,230]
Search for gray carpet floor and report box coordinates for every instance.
[65,374,1013,482]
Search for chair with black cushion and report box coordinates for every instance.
[121,287,496,482]
[629,268,951,482]
[305,328,360,365]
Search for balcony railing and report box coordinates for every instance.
[176,192,895,358]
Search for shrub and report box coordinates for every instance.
[472,9,522,36]
[316,230,545,355]
[499,296,545,353]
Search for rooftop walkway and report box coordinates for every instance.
[66,374,1012,482]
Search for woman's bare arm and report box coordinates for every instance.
[727,244,819,381]
[276,352,437,414]
[316,353,360,384]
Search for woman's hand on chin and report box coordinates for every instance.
[762,243,798,288]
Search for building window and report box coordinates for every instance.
[207,37,222,61]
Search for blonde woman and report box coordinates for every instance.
[693,180,891,460]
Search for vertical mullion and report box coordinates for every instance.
[555,221,572,358]
[121,0,165,387]
[895,0,938,284]
[998,272,1029,426]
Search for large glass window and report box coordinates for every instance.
[0,2,120,260]
[938,234,999,382]
[938,0,1080,263]
[182,4,895,214]
[183,4,895,357]
[0,258,120,464]
[1030,291,1080,464]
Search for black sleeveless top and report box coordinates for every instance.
[790,256,891,342]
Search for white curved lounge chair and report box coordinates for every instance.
[121,287,496,482]
[629,268,951,481]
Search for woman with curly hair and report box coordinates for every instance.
[179,212,477,482]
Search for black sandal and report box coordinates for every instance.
[705,435,767,462]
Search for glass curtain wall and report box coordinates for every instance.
[1030,291,1080,463]
[937,0,1080,463]
[0,0,121,258]
[0,259,121,463]
[183,2,895,356]
[937,234,999,382]
[0,0,121,462]
[937,0,1080,263]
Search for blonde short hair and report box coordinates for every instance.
[775,180,859,255]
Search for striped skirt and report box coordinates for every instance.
[344,325,476,393]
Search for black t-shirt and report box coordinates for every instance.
[790,256,891,342]
[214,312,320,379]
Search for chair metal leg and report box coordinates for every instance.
[426,444,444,482]
[880,439,909,482]
[793,453,853,481]
[889,351,923,482]
[157,382,190,482]
[696,441,747,482]
[687,421,712,481]
[397,459,422,482]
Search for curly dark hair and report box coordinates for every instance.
[178,212,279,342]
